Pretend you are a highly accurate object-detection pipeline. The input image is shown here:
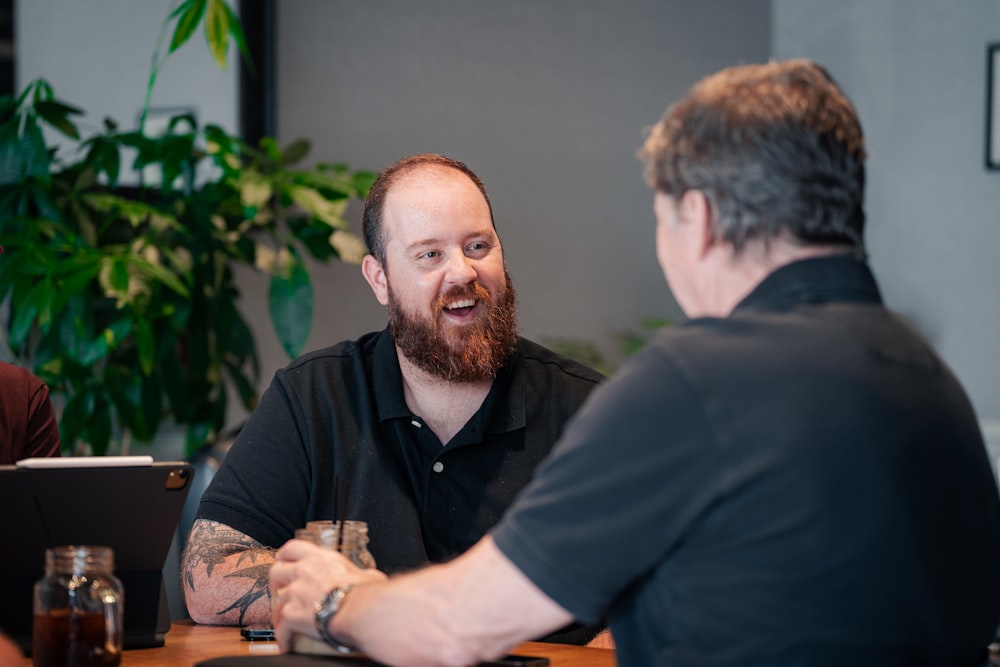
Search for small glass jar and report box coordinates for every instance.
[290,521,376,656]
[300,520,376,569]
[33,545,123,667]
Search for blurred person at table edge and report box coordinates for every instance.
[269,59,1000,667]
[181,153,605,644]
[0,359,61,464]
[0,630,23,666]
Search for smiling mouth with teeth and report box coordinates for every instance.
[444,298,477,316]
[437,282,491,320]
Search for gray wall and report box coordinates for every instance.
[772,0,1000,432]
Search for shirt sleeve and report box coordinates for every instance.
[22,375,61,459]
[196,371,315,546]
[491,343,723,623]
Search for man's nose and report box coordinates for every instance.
[444,251,477,284]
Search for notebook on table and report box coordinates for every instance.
[0,457,194,654]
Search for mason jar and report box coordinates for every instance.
[301,520,377,569]
[289,520,377,656]
[33,545,123,667]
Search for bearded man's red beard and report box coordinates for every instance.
[388,272,518,382]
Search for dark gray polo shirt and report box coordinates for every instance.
[493,256,1000,666]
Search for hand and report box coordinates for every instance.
[269,539,387,652]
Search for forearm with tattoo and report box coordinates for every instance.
[182,519,277,625]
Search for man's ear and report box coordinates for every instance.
[678,190,714,259]
[362,255,390,306]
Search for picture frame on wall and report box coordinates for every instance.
[987,43,1000,170]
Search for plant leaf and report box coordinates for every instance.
[281,139,310,166]
[185,422,214,456]
[88,393,112,455]
[240,178,272,210]
[329,230,367,264]
[79,332,113,368]
[135,317,155,376]
[9,280,44,345]
[222,0,254,73]
[225,359,258,410]
[59,390,90,454]
[204,0,231,69]
[352,170,378,197]
[83,138,122,187]
[139,374,163,441]
[0,94,16,118]
[131,256,191,298]
[268,255,312,359]
[0,117,52,186]
[289,186,349,229]
[169,0,208,54]
[107,257,131,293]
[35,100,82,140]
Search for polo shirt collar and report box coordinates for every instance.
[479,354,525,434]
[733,254,882,315]
[371,327,526,435]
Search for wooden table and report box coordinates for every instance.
[41,622,617,666]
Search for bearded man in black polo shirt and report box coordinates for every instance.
[181,153,604,644]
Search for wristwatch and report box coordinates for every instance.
[314,584,357,654]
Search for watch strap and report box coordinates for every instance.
[314,584,357,654]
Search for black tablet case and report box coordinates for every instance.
[0,461,194,653]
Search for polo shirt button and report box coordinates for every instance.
[432,462,444,473]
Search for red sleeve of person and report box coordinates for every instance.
[0,359,62,464]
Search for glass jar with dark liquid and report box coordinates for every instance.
[33,545,123,667]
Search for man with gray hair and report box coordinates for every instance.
[270,60,1000,667]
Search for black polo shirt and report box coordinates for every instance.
[197,327,603,573]
[493,256,1000,665]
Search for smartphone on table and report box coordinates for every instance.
[240,626,275,641]
[480,656,549,666]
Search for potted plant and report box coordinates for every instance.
[0,0,374,455]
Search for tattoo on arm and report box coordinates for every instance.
[182,519,276,624]
[219,563,274,623]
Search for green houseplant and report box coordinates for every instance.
[0,0,374,455]
[543,317,672,376]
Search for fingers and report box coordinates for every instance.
[270,551,338,653]
[275,538,316,563]
[270,587,293,653]
[269,541,389,654]
[271,588,287,651]
[273,602,294,653]
[271,539,340,591]
[269,561,292,592]
[271,583,313,653]
[271,541,362,593]
[269,540,314,592]
[272,588,282,608]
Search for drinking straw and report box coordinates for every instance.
[336,476,351,553]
